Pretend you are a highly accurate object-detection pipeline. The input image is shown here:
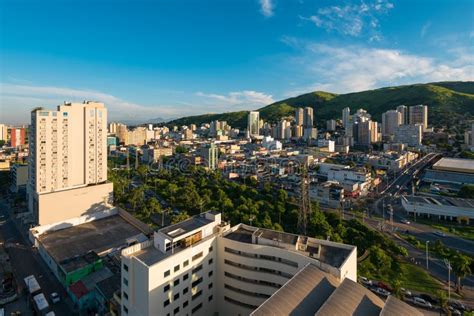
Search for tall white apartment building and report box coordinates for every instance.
[0,123,7,142]
[28,101,113,225]
[396,105,408,125]
[382,110,402,137]
[295,108,304,126]
[342,107,350,128]
[409,104,428,131]
[121,211,357,316]
[247,111,260,137]
[394,124,423,146]
[303,107,313,128]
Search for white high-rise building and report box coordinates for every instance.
[0,124,7,142]
[295,108,304,126]
[382,110,402,137]
[120,211,358,316]
[342,107,350,128]
[409,105,428,131]
[248,111,260,137]
[394,124,423,146]
[396,105,408,125]
[28,102,113,225]
[303,107,313,128]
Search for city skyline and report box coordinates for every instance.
[1,0,473,124]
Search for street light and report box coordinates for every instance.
[425,241,429,269]
[444,259,452,300]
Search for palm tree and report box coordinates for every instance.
[451,254,472,293]
[437,290,448,315]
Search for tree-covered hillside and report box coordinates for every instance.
[168,81,474,128]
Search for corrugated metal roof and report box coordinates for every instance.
[380,296,423,316]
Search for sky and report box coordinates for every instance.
[0,0,473,124]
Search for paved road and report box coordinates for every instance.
[0,199,73,315]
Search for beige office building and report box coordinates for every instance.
[0,123,7,142]
[28,101,112,225]
[121,211,358,316]
[382,110,402,137]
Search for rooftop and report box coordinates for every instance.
[38,214,146,271]
[159,212,215,238]
[405,195,474,209]
[251,264,339,316]
[224,225,353,268]
[432,158,474,174]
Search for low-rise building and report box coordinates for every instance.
[310,181,344,208]
[402,195,474,221]
[423,158,474,185]
[10,163,28,193]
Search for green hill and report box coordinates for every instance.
[169,81,474,128]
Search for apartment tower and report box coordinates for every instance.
[409,105,428,131]
[247,111,260,137]
[28,101,113,225]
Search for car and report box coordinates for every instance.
[373,287,391,297]
[419,294,438,305]
[400,288,412,297]
[400,218,411,225]
[413,297,432,309]
[433,231,446,237]
[377,281,393,292]
[50,292,60,304]
[448,307,462,315]
[359,277,372,286]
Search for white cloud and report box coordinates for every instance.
[0,83,178,124]
[196,90,274,111]
[301,0,393,37]
[281,39,474,95]
[420,21,431,38]
[259,0,274,17]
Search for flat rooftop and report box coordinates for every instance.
[432,158,474,174]
[159,213,214,238]
[225,226,353,268]
[405,195,474,208]
[38,215,145,268]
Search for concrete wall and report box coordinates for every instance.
[34,182,113,226]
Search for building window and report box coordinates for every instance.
[209,246,213,252]
[164,284,170,292]
[192,252,203,261]
[174,293,180,301]
[208,283,213,289]
[164,270,170,278]
[174,279,180,286]
[174,307,180,315]
[123,306,128,314]
[192,265,202,274]
[183,273,189,281]
[123,277,128,286]
[208,258,213,265]
[123,291,128,300]
[208,271,213,277]
[192,290,202,301]
[208,295,213,302]
[123,264,129,272]
[183,301,188,308]
[183,287,188,294]
[191,277,203,288]
[164,299,170,307]
[183,260,189,267]
[191,303,202,314]
[174,264,180,272]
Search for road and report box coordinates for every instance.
[0,199,73,315]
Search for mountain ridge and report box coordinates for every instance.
[168,81,474,128]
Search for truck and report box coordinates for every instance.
[24,275,41,295]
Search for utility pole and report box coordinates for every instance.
[297,159,311,235]
[425,241,430,269]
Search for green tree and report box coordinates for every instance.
[437,290,448,315]
[458,185,474,199]
[171,212,190,224]
[451,254,472,293]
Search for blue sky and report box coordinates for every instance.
[1,0,473,124]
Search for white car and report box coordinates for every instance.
[373,287,390,297]
[413,297,432,308]
[400,288,412,296]
[433,231,446,237]
[50,292,60,304]
[359,277,372,286]
[400,219,411,225]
